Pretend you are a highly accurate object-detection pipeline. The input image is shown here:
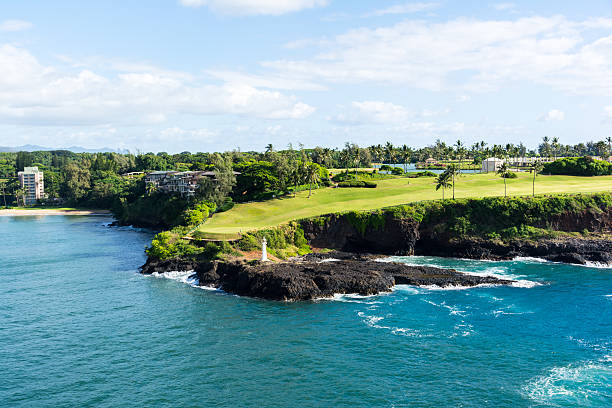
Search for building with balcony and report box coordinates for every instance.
[18,166,45,205]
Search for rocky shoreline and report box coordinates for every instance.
[141,252,514,301]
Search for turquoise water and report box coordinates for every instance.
[1,216,610,407]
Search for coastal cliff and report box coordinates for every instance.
[142,193,612,300]
[300,194,612,265]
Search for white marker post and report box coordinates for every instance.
[261,237,268,262]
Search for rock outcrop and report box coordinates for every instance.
[188,254,512,301]
[300,208,612,266]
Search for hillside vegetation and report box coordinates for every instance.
[198,173,612,235]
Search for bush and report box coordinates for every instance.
[217,197,234,212]
[407,171,437,178]
[543,156,612,176]
[390,167,404,175]
[238,233,259,251]
[337,180,377,188]
[502,172,518,179]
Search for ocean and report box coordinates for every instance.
[1,216,610,407]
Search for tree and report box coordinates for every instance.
[435,172,451,200]
[443,164,459,199]
[497,162,511,197]
[196,153,236,205]
[265,144,274,154]
[530,161,544,197]
[607,137,612,155]
[62,162,91,203]
[0,179,7,208]
[306,163,320,198]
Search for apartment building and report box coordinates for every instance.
[18,166,45,205]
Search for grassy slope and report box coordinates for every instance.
[199,173,612,235]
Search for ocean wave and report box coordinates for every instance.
[582,261,612,269]
[512,256,549,263]
[422,299,467,316]
[385,256,543,289]
[149,270,220,292]
[316,293,384,303]
[522,356,611,406]
[357,312,428,338]
[317,258,340,263]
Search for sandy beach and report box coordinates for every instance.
[0,209,111,216]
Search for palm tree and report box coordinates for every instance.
[530,161,544,197]
[606,136,612,156]
[435,172,451,200]
[497,162,511,197]
[0,180,7,208]
[444,164,459,199]
[306,163,320,198]
[265,144,274,153]
[16,186,28,206]
[552,137,559,160]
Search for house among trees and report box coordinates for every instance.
[425,158,438,165]
[145,170,239,197]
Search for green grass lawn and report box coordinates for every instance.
[199,173,612,235]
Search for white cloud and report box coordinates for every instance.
[0,19,33,32]
[493,3,516,11]
[604,106,612,121]
[0,44,315,126]
[351,101,414,123]
[262,16,612,95]
[178,0,328,15]
[206,70,326,90]
[368,2,439,17]
[539,109,565,121]
[330,100,448,125]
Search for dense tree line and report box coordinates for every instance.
[1,135,610,209]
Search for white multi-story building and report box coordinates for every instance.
[18,166,45,205]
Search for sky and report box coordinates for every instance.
[1,0,612,153]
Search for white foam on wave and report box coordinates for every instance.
[384,256,543,289]
[150,270,221,292]
[316,293,384,303]
[522,356,612,406]
[357,312,427,338]
[422,299,467,317]
[515,256,612,270]
[582,261,612,269]
[317,258,340,263]
[392,285,421,294]
[512,256,548,263]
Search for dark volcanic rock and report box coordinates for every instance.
[193,257,513,301]
[140,258,198,275]
[415,237,612,265]
[301,214,419,255]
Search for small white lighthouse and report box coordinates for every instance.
[261,237,268,262]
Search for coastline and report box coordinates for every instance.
[0,209,111,217]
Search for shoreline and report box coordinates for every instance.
[0,209,112,217]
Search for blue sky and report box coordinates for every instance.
[1,0,612,152]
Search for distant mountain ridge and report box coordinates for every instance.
[0,144,130,154]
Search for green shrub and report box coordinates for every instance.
[337,180,377,188]
[238,233,259,251]
[217,197,234,212]
[543,156,612,176]
[390,167,404,175]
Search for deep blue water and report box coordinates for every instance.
[1,216,610,407]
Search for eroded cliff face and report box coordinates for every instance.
[300,207,612,265]
[301,213,420,255]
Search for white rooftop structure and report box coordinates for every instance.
[481,157,504,173]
